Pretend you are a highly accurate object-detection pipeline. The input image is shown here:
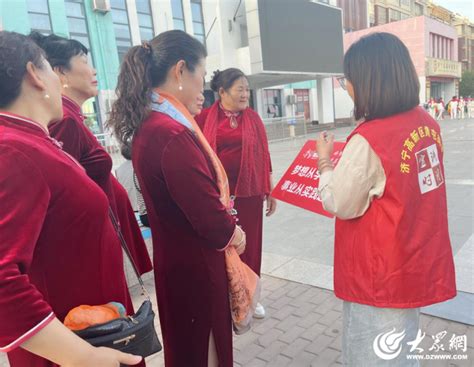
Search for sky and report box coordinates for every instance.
[433,0,473,21]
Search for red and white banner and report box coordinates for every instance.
[271,140,345,217]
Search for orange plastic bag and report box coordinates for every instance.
[64,303,124,331]
[225,246,261,335]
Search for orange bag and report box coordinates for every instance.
[64,303,123,331]
[225,246,261,335]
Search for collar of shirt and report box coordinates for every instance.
[219,103,242,119]
[62,95,85,120]
[0,111,49,135]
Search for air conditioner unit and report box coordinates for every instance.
[93,0,111,13]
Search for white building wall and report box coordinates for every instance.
[334,87,353,119]
[283,87,294,118]
[126,0,141,45]
[419,76,427,104]
[145,0,341,123]
[182,0,195,36]
[317,77,335,124]
[310,87,319,121]
[445,81,456,100]
[255,88,265,117]
[202,0,220,56]
[150,0,173,34]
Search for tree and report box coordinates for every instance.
[459,71,474,97]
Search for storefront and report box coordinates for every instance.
[294,89,311,121]
[426,58,462,100]
[263,89,284,119]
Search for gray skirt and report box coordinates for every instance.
[343,301,420,366]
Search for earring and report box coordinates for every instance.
[44,94,50,99]
[178,85,183,91]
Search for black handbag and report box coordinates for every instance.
[74,208,162,360]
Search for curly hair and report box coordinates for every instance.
[107,30,207,146]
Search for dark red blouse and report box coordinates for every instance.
[0,113,130,364]
[133,111,236,366]
[48,96,152,274]
[215,108,243,194]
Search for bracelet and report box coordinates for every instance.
[318,163,334,174]
[318,163,333,170]
[319,162,334,170]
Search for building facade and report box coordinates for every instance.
[368,0,428,27]
[332,0,472,120]
[426,1,455,25]
[337,0,369,32]
[454,15,474,72]
[335,16,462,119]
[0,0,347,136]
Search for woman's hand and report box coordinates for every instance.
[66,347,142,367]
[316,132,335,160]
[21,318,142,367]
[266,196,277,217]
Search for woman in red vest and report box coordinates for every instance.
[317,33,456,365]
[29,32,152,276]
[0,31,141,367]
[195,68,276,319]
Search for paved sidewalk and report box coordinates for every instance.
[1,275,472,367]
[1,119,472,366]
[141,275,473,367]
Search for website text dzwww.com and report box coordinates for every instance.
[407,354,468,360]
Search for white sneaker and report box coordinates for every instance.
[253,303,266,319]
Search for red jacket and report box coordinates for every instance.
[334,107,456,308]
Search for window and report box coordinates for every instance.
[26,0,52,34]
[400,0,411,8]
[415,3,424,16]
[191,0,205,45]
[429,33,454,60]
[136,0,154,41]
[375,5,387,25]
[110,0,132,62]
[389,9,401,22]
[65,0,91,50]
[171,0,186,31]
[369,13,375,27]
[263,89,283,119]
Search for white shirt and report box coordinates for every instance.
[318,134,386,220]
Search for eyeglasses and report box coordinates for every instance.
[337,77,347,90]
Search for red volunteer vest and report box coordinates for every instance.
[334,107,456,308]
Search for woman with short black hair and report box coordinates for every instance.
[29,31,152,276]
[317,32,455,366]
